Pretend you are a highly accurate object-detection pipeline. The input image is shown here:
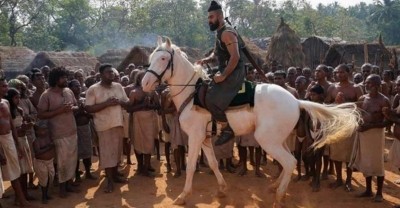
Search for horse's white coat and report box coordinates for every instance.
[141,38,360,207]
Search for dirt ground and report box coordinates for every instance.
[1,136,400,208]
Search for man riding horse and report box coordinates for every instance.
[197,0,246,146]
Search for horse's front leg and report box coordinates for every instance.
[173,133,204,205]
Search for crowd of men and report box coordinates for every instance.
[0,61,399,207]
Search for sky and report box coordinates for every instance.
[277,0,375,8]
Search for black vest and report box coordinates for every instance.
[214,25,245,71]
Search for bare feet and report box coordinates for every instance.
[328,181,343,189]
[373,194,384,202]
[356,191,373,198]
[237,167,247,176]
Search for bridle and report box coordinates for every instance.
[145,48,175,82]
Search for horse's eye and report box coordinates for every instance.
[161,58,166,61]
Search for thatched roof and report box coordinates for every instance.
[0,46,36,78]
[180,47,203,63]
[117,46,152,71]
[27,51,99,74]
[98,49,130,69]
[323,43,391,70]
[266,18,305,69]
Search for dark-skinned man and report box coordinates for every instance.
[350,74,390,202]
[196,0,245,146]
[325,64,363,192]
[85,64,130,193]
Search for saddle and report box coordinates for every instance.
[194,78,256,109]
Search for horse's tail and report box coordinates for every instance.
[298,100,361,148]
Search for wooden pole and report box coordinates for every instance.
[364,43,369,63]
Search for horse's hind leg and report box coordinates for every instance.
[201,137,227,197]
[173,135,204,205]
[256,132,296,208]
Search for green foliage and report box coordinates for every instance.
[0,0,399,54]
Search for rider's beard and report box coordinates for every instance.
[209,19,220,31]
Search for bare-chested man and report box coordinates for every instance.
[286,67,297,88]
[350,74,390,202]
[295,76,307,100]
[325,64,363,191]
[129,71,159,177]
[273,70,299,98]
[359,63,373,93]
[0,78,33,207]
[306,64,331,99]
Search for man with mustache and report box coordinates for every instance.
[196,0,245,146]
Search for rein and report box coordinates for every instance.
[145,47,200,117]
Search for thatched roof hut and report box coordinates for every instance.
[266,18,305,69]
[323,43,391,70]
[98,49,130,69]
[26,51,99,74]
[301,36,331,70]
[180,47,203,63]
[0,46,36,78]
[117,46,153,71]
[243,37,268,67]
[250,37,271,50]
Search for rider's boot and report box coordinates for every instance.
[215,122,234,146]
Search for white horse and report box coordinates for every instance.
[142,37,360,207]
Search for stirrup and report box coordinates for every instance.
[215,126,234,146]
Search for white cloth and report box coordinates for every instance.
[53,134,78,183]
[33,158,55,187]
[0,133,21,181]
[85,82,129,132]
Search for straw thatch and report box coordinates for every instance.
[98,49,130,69]
[180,47,203,63]
[323,43,391,70]
[266,18,305,69]
[0,46,36,78]
[250,37,271,50]
[26,51,99,74]
[117,46,153,71]
[242,37,268,67]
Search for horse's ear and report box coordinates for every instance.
[157,36,163,46]
[165,37,172,48]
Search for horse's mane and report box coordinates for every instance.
[150,43,211,81]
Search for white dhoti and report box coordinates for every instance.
[132,111,156,154]
[389,138,400,170]
[97,127,123,169]
[53,134,78,183]
[330,132,356,163]
[33,158,55,187]
[350,128,385,177]
[170,114,188,149]
[0,133,21,181]
[18,136,34,174]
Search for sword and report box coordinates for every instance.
[224,17,268,81]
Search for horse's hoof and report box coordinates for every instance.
[173,197,186,205]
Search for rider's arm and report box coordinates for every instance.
[221,31,240,78]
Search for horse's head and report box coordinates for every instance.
[142,36,177,92]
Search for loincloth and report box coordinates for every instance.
[18,136,34,174]
[33,158,55,187]
[0,133,21,181]
[97,127,123,169]
[53,134,78,183]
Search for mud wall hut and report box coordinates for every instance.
[26,51,99,75]
[0,46,36,78]
[323,43,391,71]
[301,36,345,70]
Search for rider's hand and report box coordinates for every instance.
[213,73,226,83]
